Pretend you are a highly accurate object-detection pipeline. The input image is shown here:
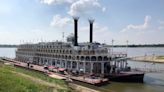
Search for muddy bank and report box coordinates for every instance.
[68,83,100,92]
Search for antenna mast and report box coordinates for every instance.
[62,32,65,42]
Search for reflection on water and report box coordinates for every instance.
[127,60,164,86]
[144,73,164,86]
[102,81,164,92]
[0,47,164,92]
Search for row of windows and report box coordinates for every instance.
[19,45,35,49]
[17,48,34,52]
[37,44,71,49]
[35,54,110,61]
[37,49,72,54]
[17,49,126,59]
[19,44,71,49]
[18,49,108,55]
[16,52,34,56]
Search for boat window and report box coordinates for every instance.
[62,55,64,58]
[69,56,71,59]
[77,56,79,60]
[98,56,102,61]
[91,56,96,61]
[86,56,90,61]
[81,56,84,61]
[65,50,68,54]
[78,50,81,54]
[104,56,108,61]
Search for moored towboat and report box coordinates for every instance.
[108,71,144,83]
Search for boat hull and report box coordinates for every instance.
[108,72,144,83]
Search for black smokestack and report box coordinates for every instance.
[89,19,94,43]
[73,17,79,46]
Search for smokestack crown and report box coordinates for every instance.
[89,19,94,24]
[73,17,79,21]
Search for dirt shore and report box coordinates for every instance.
[130,55,164,63]
[68,83,100,92]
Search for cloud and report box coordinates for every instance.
[102,7,106,12]
[40,0,106,29]
[40,0,75,5]
[40,0,106,16]
[158,26,164,30]
[0,26,65,44]
[158,20,164,31]
[50,14,72,27]
[77,23,115,44]
[68,0,106,16]
[121,15,151,32]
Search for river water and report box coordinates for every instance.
[0,47,164,92]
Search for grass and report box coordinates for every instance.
[11,66,66,86]
[0,63,53,92]
[0,62,72,92]
[156,56,164,60]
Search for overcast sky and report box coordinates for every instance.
[0,0,164,45]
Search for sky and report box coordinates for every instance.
[0,0,164,45]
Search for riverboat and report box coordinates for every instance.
[15,18,144,83]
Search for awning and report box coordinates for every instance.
[58,68,66,71]
[48,66,55,69]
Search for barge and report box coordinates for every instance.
[108,71,144,83]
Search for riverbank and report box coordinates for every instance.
[69,83,100,92]
[0,61,73,92]
[0,59,103,92]
[130,55,164,63]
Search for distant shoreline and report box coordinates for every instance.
[107,44,164,48]
[0,45,17,48]
[0,44,164,48]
